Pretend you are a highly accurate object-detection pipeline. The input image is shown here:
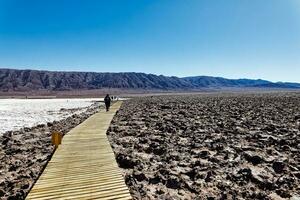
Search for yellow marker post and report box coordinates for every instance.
[51,131,62,149]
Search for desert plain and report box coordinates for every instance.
[0,92,300,200]
[107,92,300,200]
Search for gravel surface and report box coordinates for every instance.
[0,103,102,200]
[107,93,300,200]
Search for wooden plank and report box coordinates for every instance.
[26,101,131,200]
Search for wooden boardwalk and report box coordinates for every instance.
[26,101,132,200]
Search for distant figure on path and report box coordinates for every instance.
[104,94,111,112]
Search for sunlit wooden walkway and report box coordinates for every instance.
[26,101,131,200]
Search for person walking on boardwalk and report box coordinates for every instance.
[104,94,111,112]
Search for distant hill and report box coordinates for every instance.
[0,68,299,92]
[182,76,300,89]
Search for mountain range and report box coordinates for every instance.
[0,68,299,92]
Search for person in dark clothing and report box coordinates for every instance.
[104,94,111,112]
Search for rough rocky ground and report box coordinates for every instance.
[0,103,102,200]
[107,93,300,200]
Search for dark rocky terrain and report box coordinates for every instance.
[0,103,101,200]
[107,93,300,200]
[1,68,300,92]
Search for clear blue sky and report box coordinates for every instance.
[0,0,299,82]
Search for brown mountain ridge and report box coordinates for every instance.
[0,68,299,92]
